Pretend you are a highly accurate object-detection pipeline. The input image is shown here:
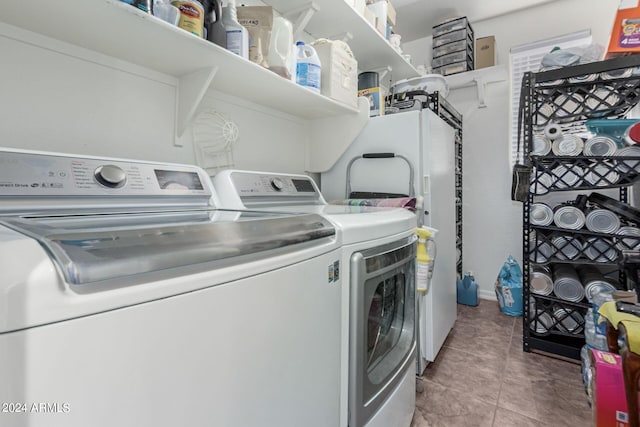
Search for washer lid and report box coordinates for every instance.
[1,210,335,285]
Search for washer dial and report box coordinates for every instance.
[94,164,127,188]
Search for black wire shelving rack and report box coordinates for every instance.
[521,55,640,360]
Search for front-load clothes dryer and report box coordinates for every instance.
[0,148,343,427]
[213,169,418,427]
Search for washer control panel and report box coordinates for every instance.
[0,149,211,197]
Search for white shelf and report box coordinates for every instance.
[0,0,361,120]
[266,0,420,82]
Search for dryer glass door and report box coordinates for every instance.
[350,235,417,427]
[367,272,407,379]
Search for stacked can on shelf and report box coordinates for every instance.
[521,56,640,360]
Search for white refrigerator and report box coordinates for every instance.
[321,109,457,374]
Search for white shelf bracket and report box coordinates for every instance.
[474,77,487,108]
[306,97,370,173]
[371,66,393,85]
[284,2,320,41]
[175,66,218,146]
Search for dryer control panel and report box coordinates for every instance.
[213,170,326,209]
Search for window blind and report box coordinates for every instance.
[509,30,592,166]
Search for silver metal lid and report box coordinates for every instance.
[531,203,554,226]
[552,165,583,188]
[585,209,621,234]
[552,236,583,260]
[530,310,554,334]
[553,308,584,333]
[532,134,552,156]
[585,86,621,112]
[583,135,618,156]
[554,93,585,118]
[615,146,640,173]
[553,206,585,230]
[616,226,640,250]
[585,163,620,186]
[530,270,553,295]
[584,237,617,262]
[552,134,584,156]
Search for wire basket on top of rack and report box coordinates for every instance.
[532,67,640,127]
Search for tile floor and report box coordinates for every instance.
[411,299,591,427]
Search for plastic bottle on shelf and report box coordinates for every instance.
[203,0,226,48]
[267,16,294,79]
[591,289,614,335]
[295,41,322,93]
[221,0,248,59]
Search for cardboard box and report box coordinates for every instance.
[589,349,629,427]
[312,40,358,108]
[476,36,496,69]
[386,1,396,26]
[607,0,640,58]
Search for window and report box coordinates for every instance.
[509,30,593,166]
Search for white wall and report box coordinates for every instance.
[197,91,309,174]
[446,79,519,300]
[400,0,620,299]
[0,25,310,175]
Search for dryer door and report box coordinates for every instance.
[350,236,417,427]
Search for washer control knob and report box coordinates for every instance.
[94,165,127,188]
[270,177,284,191]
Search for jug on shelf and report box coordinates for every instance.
[203,0,226,48]
[295,41,322,93]
[267,16,294,79]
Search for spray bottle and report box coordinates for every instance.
[416,227,437,293]
[222,0,249,59]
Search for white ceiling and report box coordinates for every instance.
[392,0,560,42]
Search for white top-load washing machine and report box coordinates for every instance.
[0,148,345,427]
[213,170,418,427]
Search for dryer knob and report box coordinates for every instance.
[94,165,127,188]
[270,177,284,191]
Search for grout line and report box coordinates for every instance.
[491,318,516,426]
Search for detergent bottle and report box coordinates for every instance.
[295,41,322,93]
[457,271,478,306]
[416,227,437,293]
[268,16,294,79]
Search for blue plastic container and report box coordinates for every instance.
[457,272,478,306]
[585,119,640,145]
